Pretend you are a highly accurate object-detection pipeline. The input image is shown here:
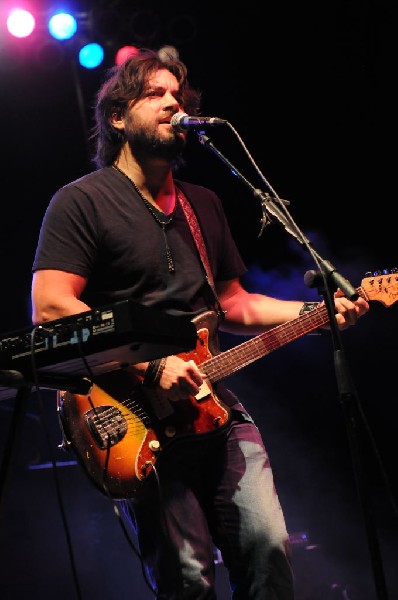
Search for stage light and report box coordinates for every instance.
[48,12,77,41]
[78,42,104,69]
[6,8,35,38]
[158,45,180,61]
[2,8,199,71]
[114,45,140,66]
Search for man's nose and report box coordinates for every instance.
[163,91,180,108]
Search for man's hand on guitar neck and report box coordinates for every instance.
[325,290,369,330]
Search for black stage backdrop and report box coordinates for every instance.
[1,2,397,599]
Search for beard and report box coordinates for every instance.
[124,117,186,166]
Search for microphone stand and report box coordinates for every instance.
[197,131,390,599]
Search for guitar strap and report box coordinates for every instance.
[176,185,225,322]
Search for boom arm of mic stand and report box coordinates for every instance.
[197,132,358,301]
[197,133,293,237]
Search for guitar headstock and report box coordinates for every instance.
[360,269,398,307]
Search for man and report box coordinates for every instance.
[31,48,369,599]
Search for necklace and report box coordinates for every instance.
[112,164,175,272]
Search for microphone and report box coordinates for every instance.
[171,112,226,133]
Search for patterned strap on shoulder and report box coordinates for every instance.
[176,186,225,321]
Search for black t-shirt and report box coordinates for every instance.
[32,166,247,318]
[33,167,248,407]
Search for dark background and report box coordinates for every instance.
[1,1,397,599]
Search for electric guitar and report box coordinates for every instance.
[57,271,398,499]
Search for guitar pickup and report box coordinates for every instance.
[84,405,128,449]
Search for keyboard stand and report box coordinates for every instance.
[0,376,31,518]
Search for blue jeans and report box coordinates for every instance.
[121,407,294,599]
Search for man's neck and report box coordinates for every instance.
[114,153,176,214]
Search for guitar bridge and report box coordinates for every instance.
[84,405,128,449]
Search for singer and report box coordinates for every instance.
[31,48,369,599]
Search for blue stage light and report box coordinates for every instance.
[78,42,104,69]
[48,12,77,40]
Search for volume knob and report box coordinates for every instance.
[149,440,160,452]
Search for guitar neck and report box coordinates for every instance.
[203,284,368,384]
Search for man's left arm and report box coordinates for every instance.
[216,278,369,336]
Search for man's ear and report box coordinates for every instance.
[110,112,124,130]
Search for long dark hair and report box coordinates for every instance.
[91,48,201,168]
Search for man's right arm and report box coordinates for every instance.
[31,269,90,324]
[31,269,203,398]
[31,269,160,383]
